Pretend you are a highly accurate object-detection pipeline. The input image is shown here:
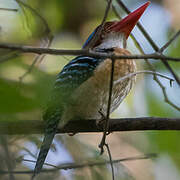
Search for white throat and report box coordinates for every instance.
[94,33,126,50]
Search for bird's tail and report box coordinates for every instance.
[31,131,56,179]
[32,110,60,180]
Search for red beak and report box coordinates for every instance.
[109,1,150,39]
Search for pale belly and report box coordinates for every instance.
[59,48,136,126]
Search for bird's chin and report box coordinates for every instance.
[94,32,125,51]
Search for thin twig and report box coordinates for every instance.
[19,40,53,82]
[105,144,115,180]
[21,147,38,159]
[0,7,18,12]
[15,0,51,35]
[0,154,156,174]
[116,0,180,86]
[159,30,180,53]
[114,70,174,85]
[15,0,53,82]
[0,136,15,180]
[21,159,59,169]
[99,59,115,154]
[0,51,19,63]
[113,71,180,111]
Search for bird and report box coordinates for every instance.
[32,2,150,179]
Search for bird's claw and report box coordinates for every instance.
[96,110,111,135]
[68,132,76,136]
[96,110,106,128]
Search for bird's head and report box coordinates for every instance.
[83,1,150,50]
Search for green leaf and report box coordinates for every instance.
[0,78,37,113]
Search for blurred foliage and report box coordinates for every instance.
[0,0,180,180]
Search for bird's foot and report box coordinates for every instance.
[96,110,111,135]
[96,110,106,127]
[68,132,76,136]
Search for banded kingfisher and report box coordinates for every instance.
[32,2,150,179]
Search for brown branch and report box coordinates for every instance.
[0,117,180,135]
[114,71,174,84]
[0,154,156,174]
[0,7,18,12]
[21,153,154,176]
[105,144,115,180]
[99,59,115,154]
[0,43,179,61]
[0,51,19,63]
[0,136,15,180]
[116,0,180,86]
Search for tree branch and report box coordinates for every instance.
[0,154,156,174]
[0,117,180,135]
[0,7,18,12]
[0,43,179,61]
